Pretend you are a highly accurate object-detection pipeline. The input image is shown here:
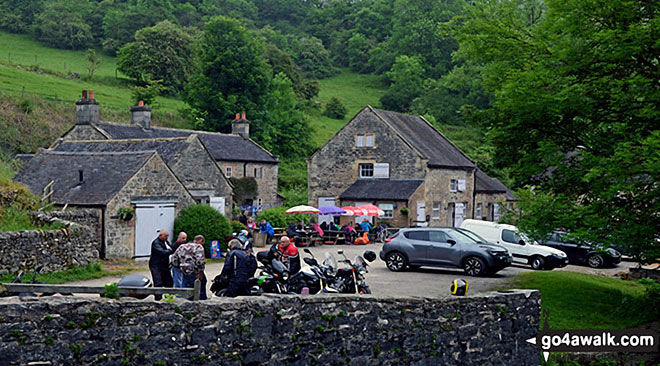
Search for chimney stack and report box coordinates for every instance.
[75,89,99,125]
[231,112,250,139]
[130,100,151,129]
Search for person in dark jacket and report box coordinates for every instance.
[149,229,174,300]
[239,210,249,226]
[257,236,301,275]
[320,221,329,232]
[220,239,254,297]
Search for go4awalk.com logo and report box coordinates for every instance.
[526,317,659,362]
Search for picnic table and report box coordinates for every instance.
[322,230,348,245]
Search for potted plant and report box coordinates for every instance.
[117,207,135,221]
[400,207,409,216]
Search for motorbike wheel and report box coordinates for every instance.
[358,285,371,294]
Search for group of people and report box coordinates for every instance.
[148,223,303,299]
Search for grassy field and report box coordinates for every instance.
[0,160,15,181]
[507,271,657,329]
[308,69,387,147]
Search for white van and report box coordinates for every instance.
[459,219,568,270]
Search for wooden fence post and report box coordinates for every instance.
[193,279,201,301]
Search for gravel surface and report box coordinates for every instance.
[65,242,638,299]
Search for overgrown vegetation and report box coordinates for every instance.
[506,271,659,330]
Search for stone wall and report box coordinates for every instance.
[0,212,100,274]
[0,290,540,366]
[33,209,103,254]
[218,161,279,207]
[474,192,507,221]
[59,125,107,142]
[308,107,426,207]
[425,167,476,227]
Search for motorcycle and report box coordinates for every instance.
[333,249,376,294]
[286,249,339,294]
[11,266,71,297]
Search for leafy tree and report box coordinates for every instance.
[185,16,271,133]
[347,33,374,73]
[34,0,94,50]
[86,49,100,80]
[323,97,347,120]
[380,55,425,112]
[293,36,335,79]
[0,0,43,34]
[453,0,660,263]
[117,21,194,94]
[102,2,176,54]
[174,204,231,256]
[131,79,165,106]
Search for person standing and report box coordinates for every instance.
[220,239,253,297]
[171,232,187,289]
[172,235,208,300]
[260,219,275,244]
[149,229,173,300]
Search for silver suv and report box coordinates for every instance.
[379,227,512,276]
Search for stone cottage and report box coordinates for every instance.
[308,106,513,227]
[50,135,233,215]
[59,90,280,208]
[14,150,195,259]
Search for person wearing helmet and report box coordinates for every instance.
[237,230,253,251]
[219,239,254,297]
[257,236,301,274]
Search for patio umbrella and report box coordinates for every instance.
[318,206,347,215]
[341,206,368,216]
[285,205,322,214]
[357,204,385,216]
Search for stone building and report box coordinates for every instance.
[308,106,513,227]
[14,150,195,259]
[59,91,280,208]
[50,135,233,215]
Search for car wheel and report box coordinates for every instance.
[587,254,604,268]
[385,251,408,272]
[463,256,487,276]
[530,256,545,270]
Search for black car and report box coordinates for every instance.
[538,232,621,268]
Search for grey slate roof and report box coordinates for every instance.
[14,151,155,205]
[53,137,190,163]
[371,108,475,168]
[474,169,509,193]
[340,179,424,201]
[94,122,278,163]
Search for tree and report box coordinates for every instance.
[117,21,194,94]
[323,97,347,120]
[102,2,176,54]
[452,0,660,263]
[380,55,425,112]
[0,0,43,34]
[293,36,335,79]
[86,49,100,80]
[34,0,94,50]
[347,33,374,73]
[174,204,231,256]
[185,16,271,133]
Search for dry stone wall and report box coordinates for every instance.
[0,290,541,366]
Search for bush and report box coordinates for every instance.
[323,97,347,119]
[256,206,289,228]
[174,204,231,256]
[230,221,246,235]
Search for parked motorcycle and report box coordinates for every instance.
[286,249,339,294]
[117,274,152,299]
[12,266,70,297]
[333,249,376,294]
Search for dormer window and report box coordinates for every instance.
[356,134,375,147]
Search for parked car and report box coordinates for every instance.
[538,232,621,268]
[379,227,512,276]
[459,219,568,270]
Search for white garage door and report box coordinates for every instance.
[209,197,226,216]
[134,203,175,260]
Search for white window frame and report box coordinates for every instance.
[365,134,374,147]
[432,202,441,219]
[379,203,393,219]
[225,166,232,178]
[457,179,466,192]
[356,135,365,147]
[373,163,389,178]
[450,179,458,192]
[359,163,374,178]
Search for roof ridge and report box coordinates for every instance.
[61,136,190,143]
[41,150,157,156]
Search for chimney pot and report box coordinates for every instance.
[241,112,246,120]
[131,102,152,129]
[82,90,87,99]
[138,100,144,106]
[89,90,94,99]
[235,113,240,120]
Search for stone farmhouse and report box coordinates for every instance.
[62,90,280,208]
[308,106,514,227]
[14,150,195,259]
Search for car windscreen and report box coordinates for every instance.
[455,229,487,243]
[446,229,480,245]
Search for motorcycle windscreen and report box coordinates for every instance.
[324,252,337,270]
[272,258,287,275]
[355,256,367,269]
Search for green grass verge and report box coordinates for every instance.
[0,262,139,284]
[507,271,657,329]
[0,160,15,181]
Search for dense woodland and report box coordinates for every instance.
[0,0,658,261]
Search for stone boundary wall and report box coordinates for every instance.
[33,209,103,254]
[0,210,101,274]
[0,290,541,366]
[629,268,660,282]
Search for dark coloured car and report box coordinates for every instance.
[379,227,512,276]
[538,232,621,268]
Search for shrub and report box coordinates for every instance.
[174,204,231,256]
[230,221,246,234]
[257,206,289,228]
[323,97,347,119]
